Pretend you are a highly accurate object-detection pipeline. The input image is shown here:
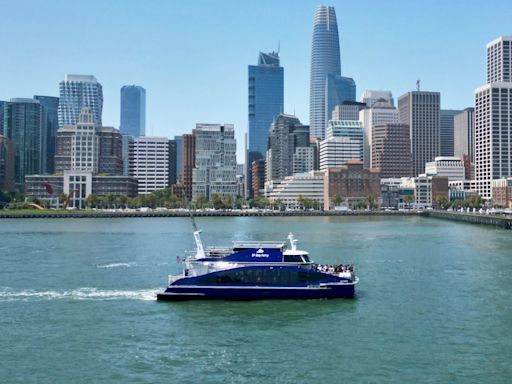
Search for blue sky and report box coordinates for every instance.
[1,0,511,161]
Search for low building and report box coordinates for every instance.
[400,175,448,208]
[267,171,324,210]
[323,160,380,210]
[425,156,465,181]
[492,178,512,208]
[25,173,138,209]
[380,178,402,209]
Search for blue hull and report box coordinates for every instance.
[157,284,355,301]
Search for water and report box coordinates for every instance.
[1,216,511,383]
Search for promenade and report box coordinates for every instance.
[1,209,511,229]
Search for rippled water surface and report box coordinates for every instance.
[1,216,511,383]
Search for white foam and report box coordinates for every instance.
[96,262,137,269]
[0,287,159,302]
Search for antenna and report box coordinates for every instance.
[416,79,421,92]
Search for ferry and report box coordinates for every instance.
[157,219,358,301]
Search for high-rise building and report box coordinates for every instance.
[266,114,310,183]
[58,74,103,128]
[325,75,356,124]
[55,107,122,175]
[310,6,342,139]
[319,120,364,170]
[474,36,512,198]
[487,36,512,83]
[359,99,399,168]
[3,98,47,188]
[454,108,475,162]
[398,91,440,176]
[440,109,462,157]
[246,51,284,197]
[34,96,59,174]
[120,85,146,137]
[0,100,6,135]
[168,139,177,186]
[332,101,366,121]
[251,159,265,197]
[175,135,182,182]
[362,90,394,108]
[181,133,195,201]
[371,123,412,178]
[192,124,237,201]
[129,137,171,194]
[0,135,14,191]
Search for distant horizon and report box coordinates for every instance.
[1,0,511,162]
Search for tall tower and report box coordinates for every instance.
[120,85,146,137]
[475,36,512,198]
[3,98,47,188]
[58,74,103,129]
[247,51,283,197]
[34,95,59,173]
[309,5,341,140]
[398,91,440,177]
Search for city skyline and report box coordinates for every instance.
[1,1,512,161]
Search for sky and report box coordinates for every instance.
[1,0,512,162]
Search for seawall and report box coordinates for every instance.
[424,210,512,230]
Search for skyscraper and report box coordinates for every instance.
[362,90,394,108]
[475,36,512,198]
[266,114,310,183]
[129,137,171,194]
[192,124,237,201]
[454,108,475,161]
[34,95,59,173]
[359,99,399,169]
[372,123,412,178]
[247,51,283,197]
[3,98,47,188]
[325,75,356,123]
[319,120,364,170]
[120,85,146,137]
[310,5,342,139]
[58,74,103,128]
[440,109,462,157]
[0,135,14,191]
[398,91,440,176]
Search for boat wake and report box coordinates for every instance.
[0,287,159,302]
[96,262,137,269]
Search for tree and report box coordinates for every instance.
[403,195,414,209]
[434,195,449,210]
[211,193,224,210]
[367,194,378,210]
[332,194,343,208]
[195,194,207,209]
[117,195,128,209]
[467,195,483,209]
[85,193,99,209]
[297,195,305,210]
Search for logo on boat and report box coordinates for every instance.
[251,248,269,258]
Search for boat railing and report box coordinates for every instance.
[232,240,285,249]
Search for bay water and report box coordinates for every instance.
[1,216,511,383]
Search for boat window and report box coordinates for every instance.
[283,255,304,263]
[194,267,336,286]
[302,255,310,263]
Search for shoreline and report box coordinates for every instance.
[0,209,511,229]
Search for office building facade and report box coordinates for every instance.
[454,108,475,162]
[359,100,399,168]
[192,124,237,201]
[487,36,512,83]
[120,85,146,137]
[247,51,284,197]
[129,137,171,194]
[3,98,47,188]
[398,91,440,177]
[362,90,394,107]
[58,74,103,128]
[319,120,364,170]
[440,109,462,157]
[0,135,14,191]
[34,95,59,173]
[371,123,412,178]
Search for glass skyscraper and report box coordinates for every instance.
[34,95,59,173]
[120,85,146,137]
[325,75,356,124]
[247,51,283,197]
[310,6,343,140]
[58,74,103,129]
[3,98,47,188]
